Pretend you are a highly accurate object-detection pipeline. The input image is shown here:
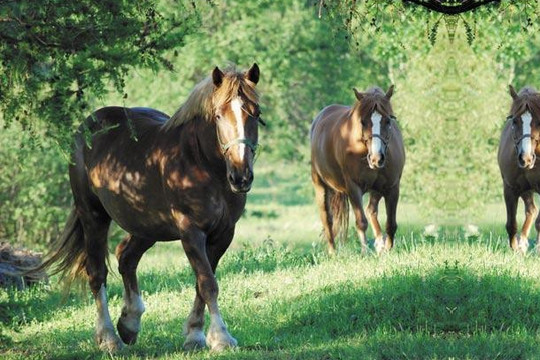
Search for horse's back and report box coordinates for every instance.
[310,104,349,139]
[83,106,169,134]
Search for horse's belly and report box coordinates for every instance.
[95,188,178,239]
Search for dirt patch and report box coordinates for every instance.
[0,242,47,289]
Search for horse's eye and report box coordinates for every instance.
[216,114,222,121]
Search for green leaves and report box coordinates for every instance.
[0,0,201,145]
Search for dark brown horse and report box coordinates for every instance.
[310,86,405,254]
[498,85,540,254]
[36,64,262,352]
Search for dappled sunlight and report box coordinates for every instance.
[89,153,148,213]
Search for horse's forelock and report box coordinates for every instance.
[213,71,259,111]
[358,91,394,121]
[511,87,540,120]
[163,67,259,131]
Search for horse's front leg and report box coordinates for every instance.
[535,202,540,253]
[519,191,537,254]
[366,192,384,254]
[182,226,236,351]
[115,235,156,345]
[346,180,369,253]
[383,186,400,253]
[504,186,519,251]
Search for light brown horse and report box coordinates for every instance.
[310,86,405,254]
[498,85,540,253]
[34,64,262,352]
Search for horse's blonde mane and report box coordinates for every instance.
[163,67,259,131]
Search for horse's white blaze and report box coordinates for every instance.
[521,111,533,156]
[371,111,383,155]
[96,285,114,332]
[231,97,245,159]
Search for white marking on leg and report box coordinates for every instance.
[522,111,533,155]
[230,97,245,160]
[183,297,207,350]
[371,111,383,156]
[121,290,145,332]
[96,285,115,333]
[95,284,123,351]
[207,310,237,350]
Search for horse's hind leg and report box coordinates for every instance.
[504,186,519,251]
[115,235,156,345]
[519,191,537,253]
[366,192,384,254]
[312,173,336,254]
[78,211,123,352]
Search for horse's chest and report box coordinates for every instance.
[173,189,245,230]
[524,171,540,192]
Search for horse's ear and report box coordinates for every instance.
[386,84,395,99]
[353,88,364,101]
[212,66,224,88]
[509,84,518,100]
[245,63,260,84]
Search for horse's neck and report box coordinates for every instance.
[347,107,363,141]
[341,107,367,155]
[176,118,226,174]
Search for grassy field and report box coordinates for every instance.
[2,162,540,360]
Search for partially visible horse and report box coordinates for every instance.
[310,86,405,254]
[34,64,262,352]
[498,85,540,253]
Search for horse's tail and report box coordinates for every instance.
[329,190,349,242]
[27,208,87,291]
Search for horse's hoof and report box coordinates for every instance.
[517,236,529,254]
[183,331,207,351]
[117,318,139,345]
[96,331,124,353]
[209,337,238,352]
[374,237,386,255]
[207,330,237,352]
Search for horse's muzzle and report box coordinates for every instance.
[368,152,386,169]
[518,152,536,169]
[228,169,254,193]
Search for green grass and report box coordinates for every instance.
[2,162,540,359]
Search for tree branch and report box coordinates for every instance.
[403,0,501,14]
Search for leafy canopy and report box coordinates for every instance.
[0,0,201,144]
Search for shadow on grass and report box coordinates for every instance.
[232,263,540,359]
[6,261,540,359]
